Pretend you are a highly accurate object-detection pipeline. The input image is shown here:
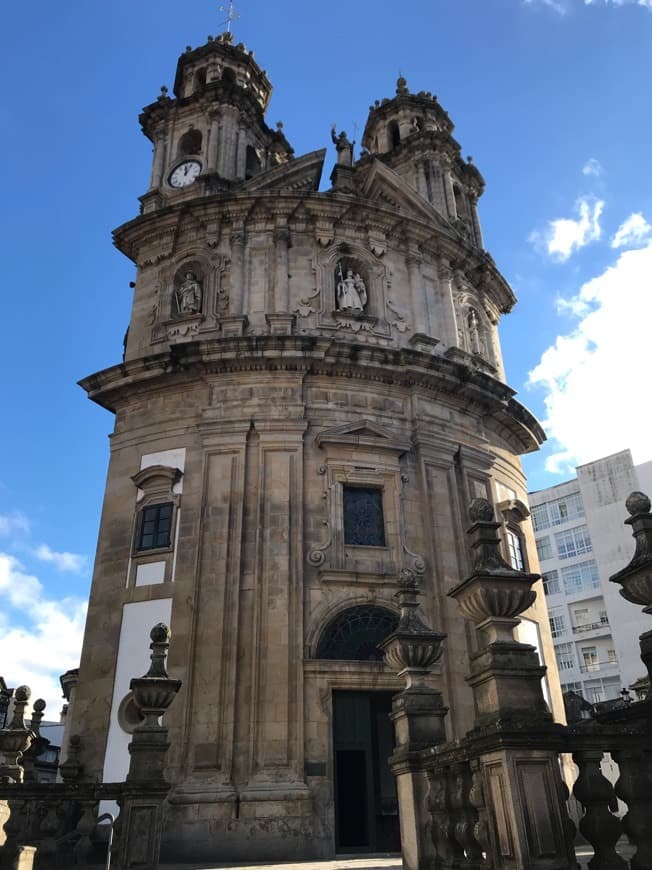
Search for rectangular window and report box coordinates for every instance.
[555,643,575,671]
[561,559,600,595]
[506,530,524,571]
[581,646,599,672]
[343,486,386,547]
[549,492,584,526]
[607,649,617,663]
[599,610,609,624]
[574,608,589,626]
[549,609,566,639]
[560,681,582,695]
[542,570,561,596]
[531,503,550,532]
[554,525,592,560]
[536,536,553,562]
[137,502,173,550]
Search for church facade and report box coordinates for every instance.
[67,29,563,863]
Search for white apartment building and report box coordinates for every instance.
[529,450,652,704]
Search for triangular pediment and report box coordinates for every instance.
[315,419,411,454]
[241,149,326,193]
[357,159,459,237]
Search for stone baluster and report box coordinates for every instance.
[429,765,465,868]
[0,687,34,784]
[450,760,484,869]
[114,623,181,870]
[612,746,652,870]
[381,570,447,870]
[21,700,47,783]
[72,796,99,869]
[468,758,491,867]
[0,797,33,870]
[572,748,627,870]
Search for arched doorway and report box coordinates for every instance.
[317,606,401,854]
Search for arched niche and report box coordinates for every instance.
[178,128,203,157]
[245,144,262,180]
[170,259,206,319]
[315,605,399,662]
[388,120,401,149]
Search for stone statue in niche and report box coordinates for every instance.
[330,126,354,167]
[175,271,203,315]
[336,262,367,312]
[467,307,482,355]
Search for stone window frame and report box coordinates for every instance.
[128,465,183,584]
[496,498,531,573]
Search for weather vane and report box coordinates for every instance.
[219,1,241,33]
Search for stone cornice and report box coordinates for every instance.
[79,336,545,455]
[112,188,514,308]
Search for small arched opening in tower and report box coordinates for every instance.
[193,67,207,93]
[453,183,469,220]
[221,66,236,84]
[178,129,203,157]
[388,121,401,149]
[245,145,261,180]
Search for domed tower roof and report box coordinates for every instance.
[361,76,485,246]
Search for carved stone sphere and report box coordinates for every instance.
[150,623,171,643]
[626,491,651,516]
[33,699,46,713]
[15,686,31,703]
[469,498,495,523]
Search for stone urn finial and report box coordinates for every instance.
[448,500,540,647]
[380,571,447,689]
[130,624,181,728]
[611,491,652,614]
[0,685,34,783]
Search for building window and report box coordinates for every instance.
[506,529,524,571]
[555,643,576,671]
[535,536,552,562]
[607,649,617,663]
[561,681,582,695]
[561,559,600,595]
[343,486,386,547]
[549,609,566,639]
[581,646,599,673]
[316,605,399,661]
[542,570,561,596]
[554,525,592,560]
[599,610,608,624]
[549,492,584,526]
[137,502,173,551]
[531,503,550,532]
[589,685,605,704]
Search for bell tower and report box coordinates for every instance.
[362,76,485,248]
[66,18,557,866]
[140,31,293,214]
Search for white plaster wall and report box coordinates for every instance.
[141,448,186,494]
[516,616,551,707]
[135,561,166,586]
[102,598,173,784]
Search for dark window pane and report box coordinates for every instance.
[343,486,385,547]
[138,503,173,550]
[316,606,399,661]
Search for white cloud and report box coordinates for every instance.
[34,544,86,574]
[611,212,652,249]
[524,0,568,12]
[528,240,652,474]
[530,196,604,262]
[526,0,652,10]
[582,158,603,177]
[0,553,86,714]
[0,511,30,537]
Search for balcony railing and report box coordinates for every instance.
[572,619,610,634]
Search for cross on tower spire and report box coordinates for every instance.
[219,1,241,34]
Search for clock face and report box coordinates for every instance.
[169,160,202,188]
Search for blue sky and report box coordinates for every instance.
[2,0,651,708]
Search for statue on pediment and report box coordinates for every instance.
[331,126,354,167]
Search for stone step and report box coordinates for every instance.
[161,857,403,870]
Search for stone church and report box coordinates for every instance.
[66,25,563,865]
